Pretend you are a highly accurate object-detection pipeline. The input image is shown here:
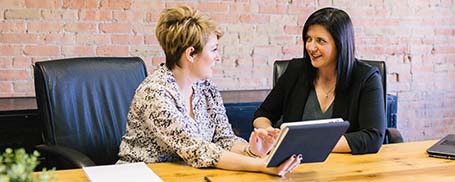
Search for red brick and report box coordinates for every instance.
[239,14,269,24]
[63,0,97,9]
[96,46,129,56]
[12,57,32,68]
[27,22,64,32]
[0,21,26,32]
[13,81,34,92]
[230,4,258,12]
[198,2,229,12]
[132,23,155,34]
[0,82,13,94]
[0,45,22,56]
[4,9,40,20]
[0,0,25,8]
[144,35,159,45]
[0,70,29,81]
[284,25,303,35]
[211,14,240,24]
[24,45,60,56]
[100,0,131,10]
[113,11,146,22]
[270,35,297,46]
[112,35,144,44]
[131,0,164,11]
[64,23,97,33]
[62,46,95,56]
[282,46,303,55]
[76,34,110,45]
[79,10,112,21]
[0,58,13,68]
[253,46,282,56]
[258,4,287,14]
[25,0,61,8]
[434,47,455,54]
[40,33,76,44]
[165,2,198,10]
[99,23,132,33]
[238,77,268,89]
[41,9,78,20]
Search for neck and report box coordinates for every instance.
[316,67,337,84]
[171,66,196,97]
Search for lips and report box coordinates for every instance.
[310,54,322,60]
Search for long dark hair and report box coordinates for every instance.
[301,7,355,92]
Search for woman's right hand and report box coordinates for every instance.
[260,154,302,176]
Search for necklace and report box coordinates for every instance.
[314,74,336,99]
[324,86,335,98]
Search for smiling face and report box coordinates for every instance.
[305,24,338,70]
[190,33,220,80]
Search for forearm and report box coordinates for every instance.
[332,135,352,153]
[230,141,248,154]
[215,150,262,172]
[253,117,273,128]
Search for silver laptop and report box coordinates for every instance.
[427,134,455,160]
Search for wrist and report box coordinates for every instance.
[244,144,261,158]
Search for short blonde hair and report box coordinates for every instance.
[156,5,223,70]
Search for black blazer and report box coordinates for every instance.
[254,58,386,154]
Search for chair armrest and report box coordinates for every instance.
[385,128,404,144]
[34,144,96,169]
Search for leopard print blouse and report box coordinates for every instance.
[117,64,246,168]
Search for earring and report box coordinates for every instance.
[189,58,194,63]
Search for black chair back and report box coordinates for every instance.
[34,57,147,165]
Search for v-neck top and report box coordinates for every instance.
[254,58,386,154]
[302,87,333,121]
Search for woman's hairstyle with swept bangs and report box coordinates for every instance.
[156,5,223,70]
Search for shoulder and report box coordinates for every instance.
[286,58,305,72]
[278,58,305,81]
[135,65,178,100]
[352,60,380,82]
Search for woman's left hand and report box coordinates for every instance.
[248,127,280,157]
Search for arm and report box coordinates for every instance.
[209,86,278,157]
[344,72,386,154]
[332,136,351,153]
[216,149,302,176]
[253,117,274,129]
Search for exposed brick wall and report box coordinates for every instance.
[0,0,454,142]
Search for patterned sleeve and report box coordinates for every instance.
[204,81,247,150]
[139,87,225,168]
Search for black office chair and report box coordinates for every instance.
[273,58,403,144]
[33,57,147,169]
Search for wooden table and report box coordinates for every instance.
[37,140,454,181]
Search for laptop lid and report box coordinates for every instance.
[426,134,455,160]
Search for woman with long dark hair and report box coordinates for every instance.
[253,7,386,154]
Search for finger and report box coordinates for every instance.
[277,154,297,173]
[286,159,301,172]
[254,128,269,137]
[249,130,255,139]
[288,154,303,172]
[268,130,281,138]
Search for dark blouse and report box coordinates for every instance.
[254,58,386,154]
[301,88,334,121]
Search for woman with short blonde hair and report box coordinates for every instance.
[118,5,301,176]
